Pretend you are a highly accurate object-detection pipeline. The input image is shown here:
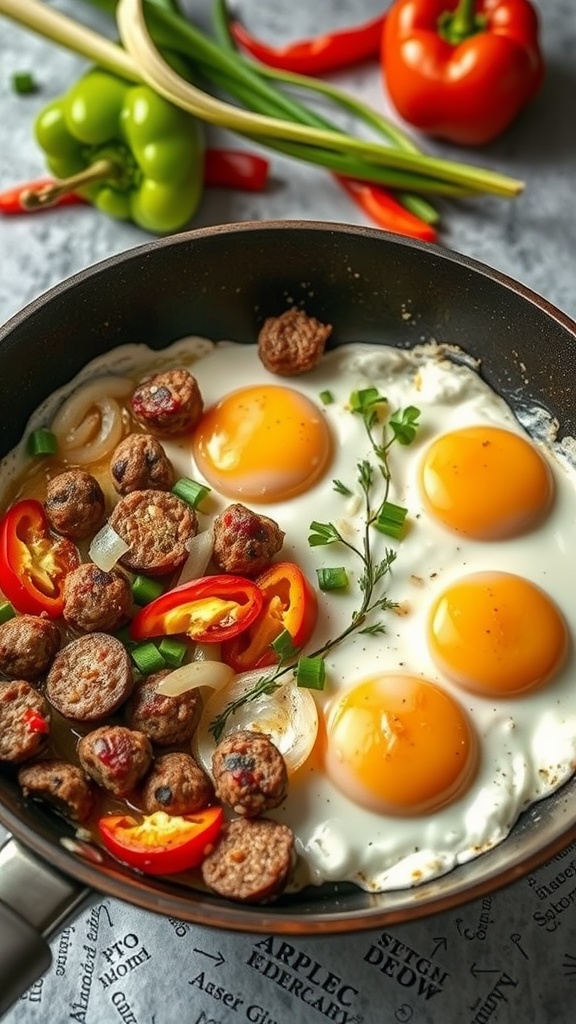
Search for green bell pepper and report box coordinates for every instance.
[34,66,204,234]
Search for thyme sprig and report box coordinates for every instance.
[209,394,421,741]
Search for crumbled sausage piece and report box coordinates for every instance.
[0,680,50,763]
[212,503,284,578]
[131,369,203,436]
[110,433,175,495]
[18,759,96,824]
[212,730,288,817]
[125,671,201,747]
[78,726,153,796]
[257,307,332,376]
[140,752,213,815]
[108,489,197,577]
[201,818,295,902]
[44,469,106,540]
[46,633,133,721]
[62,563,133,633]
[0,614,60,680]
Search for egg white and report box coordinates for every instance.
[4,338,576,894]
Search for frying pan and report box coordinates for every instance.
[1,221,576,1014]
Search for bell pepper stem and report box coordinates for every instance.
[20,158,120,210]
[438,0,486,45]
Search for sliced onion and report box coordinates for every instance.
[155,661,234,696]
[194,670,319,777]
[51,376,133,464]
[89,522,130,571]
[176,528,214,585]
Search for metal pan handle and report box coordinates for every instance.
[0,835,89,1017]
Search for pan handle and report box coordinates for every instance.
[0,835,89,1017]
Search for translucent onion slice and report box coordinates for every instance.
[155,661,234,696]
[176,528,214,585]
[194,670,319,777]
[89,522,130,571]
[51,376,134,464]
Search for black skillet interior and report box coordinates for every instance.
[1,221,576,933]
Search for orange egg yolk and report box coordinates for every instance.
[325,674,476,816]
[418,426,553,538]
[428,571,567,697]
[192,384,332,502]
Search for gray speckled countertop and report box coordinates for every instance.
[1,3,576,1024]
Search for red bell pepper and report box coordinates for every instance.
[221,562,318,672]
[381,0,544,146]
[129,574,264,644]
[98,807,223,875]
[0,499,79,617]
[230,11,386,76]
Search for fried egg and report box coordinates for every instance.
[4,336,576,895]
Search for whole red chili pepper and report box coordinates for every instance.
[336,176,438,242]
[381,0,544,146]
[0,178,87,214]
[230,11,386,76]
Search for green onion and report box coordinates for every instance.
[27,428,58,457]
[11,70,37,94]
[131,574,164,606]
[157,636,187,667]
[271,628,298,660]
[375,501,408,539]
[0,599,16,624]
[296,656,326,691]
[172,477,211,509]
[130,641,166,674]
[319,390,334,406]
[316,567,349,591]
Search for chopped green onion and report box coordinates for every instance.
[130,641,166,675]
[271,628,298,660]
[316,567,349,591]
[349,387,384,413]
[27,428,58,457]
[172,477,211,509]
[319,390,334,406]
[12,71,37,95]
[157,636,187,668]
[131,574,164,606]
[374,501,408,539]
[0,600,16,624]
[296,656,326,691]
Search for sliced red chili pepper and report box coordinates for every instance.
[230,12,386,76]
[0,178,87,215]
[129,574,264,645]
[0,499,79,617]
[203,148,269,192]
[221,562,318,672]
[98,807,223,875]
[336,176,438,242]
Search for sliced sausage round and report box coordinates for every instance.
[201,818,295,902]
[140,752,213,815]
[212,503,284,578]
[0,614,60,680]
[46,633,133,721]
[62,563,133,633]
[108,489,197,577]
[0,680,50,763]
[257,307,332,376]
[44,469,106,540]
[78,726,153,796]
[212,730,288,817]
[18,759,96,823]
[130,369,204,436]
[110,433,175,495]
[125,670,201,747]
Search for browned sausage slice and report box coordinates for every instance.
[46,633,133,721]
[212,730,288,817]
[0,615,60,680]
[108,489,197,577]
[201,818,295,902]
[0,680,50,763]
[140,752,213,815]
[18,759,96,823]
[78,726,153,796]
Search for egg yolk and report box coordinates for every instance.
[192,384,332,502]
[418,425,553,538]
[325,674,476,816]
[428,571,567,697]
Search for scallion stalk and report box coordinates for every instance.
[130,640,166,674]
[316,567,349,591]
[27,428,58,457]
[296,656,326,691]
[131,574,164,606]
[172,477,211,509]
